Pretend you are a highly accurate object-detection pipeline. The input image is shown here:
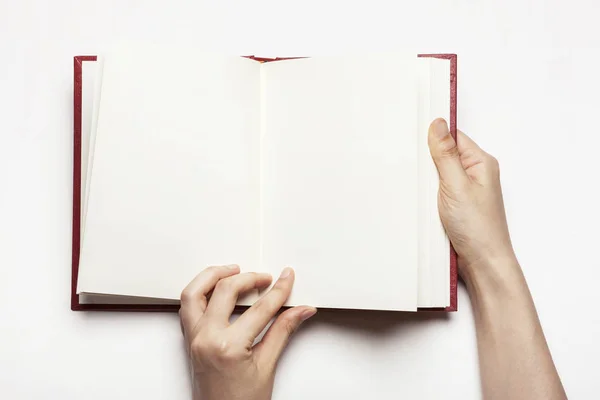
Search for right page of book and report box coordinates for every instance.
[417,56,451,308]
[260,55,419,311]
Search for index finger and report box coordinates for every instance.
[232,267,295,340]
[179,264,240,335]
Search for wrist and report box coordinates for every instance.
[461,254,526,302]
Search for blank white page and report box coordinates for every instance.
[260,55,419,311]
[427,58,451,307]
[77,50,262,299]
[79,59,98,239]
[417,57,451,308]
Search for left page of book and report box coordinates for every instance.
[79,58,98,239]
[77,49,263,300]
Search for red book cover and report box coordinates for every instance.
[71,54,458,312]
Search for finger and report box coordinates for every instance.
[428,118,468,186]
[179,265,240,334]
[456,130,481,155]
[456,130,499,184]
[233,267,295,341]
[204,272,273,323]
[254,306,317,368]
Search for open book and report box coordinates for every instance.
[72,50,457,312]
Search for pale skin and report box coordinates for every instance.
[180,118,567,400]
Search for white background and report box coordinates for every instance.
[1,0,599,398]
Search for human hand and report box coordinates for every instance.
[427,118,518,283]
[180,265,317,400]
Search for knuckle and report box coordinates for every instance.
[460,148,479,164]
[191,335,245,363]
[189,331,248,368]
[181,266,223,302]
[204,265,219,275]
[438,135,459,158]
[214,339,244,362]
[180,288,195,303]
[215,278,233,292]
[190,336,211,357]
[442,147,459,159]
[203,267,220,281]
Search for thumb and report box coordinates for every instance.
[428,118,468,186]
[255,306,317,368]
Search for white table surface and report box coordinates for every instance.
[1,1,599,398]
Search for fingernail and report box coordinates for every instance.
[432,118,449,138]
[300,307,317,321]
[226,264,239,270]
[279,267,293,279]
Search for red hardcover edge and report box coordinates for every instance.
[71,56,179,312]
[71,54,458,312]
